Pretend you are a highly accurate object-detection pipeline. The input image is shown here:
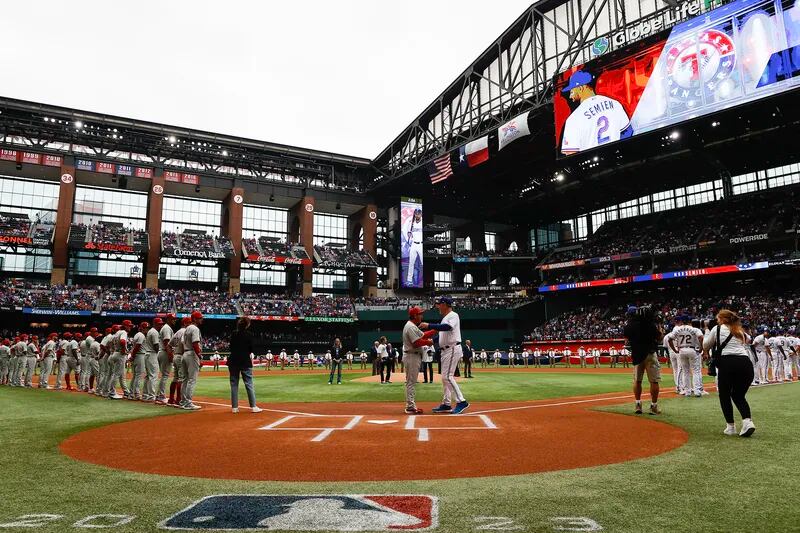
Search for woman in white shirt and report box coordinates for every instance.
[703,309,756,437]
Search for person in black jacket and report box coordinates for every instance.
[623,306,663,415]
[462,339,474,378]
[228,317,263,414]
[328,338,345,385]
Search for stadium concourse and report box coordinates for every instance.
[4,0,800,531]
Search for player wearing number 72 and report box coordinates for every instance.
[560,70,633,155]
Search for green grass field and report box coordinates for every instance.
[1,370,797,533]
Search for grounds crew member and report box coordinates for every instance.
[402,306,436,414]
[180,310,204,410]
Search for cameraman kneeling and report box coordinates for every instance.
[624,306,663,415]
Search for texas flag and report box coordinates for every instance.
[458,136,489,168]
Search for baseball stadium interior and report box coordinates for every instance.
[3,0,800,531]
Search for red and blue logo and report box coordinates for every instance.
[160,494,438,531]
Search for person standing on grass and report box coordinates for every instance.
[462,340,474,378]
[402,306,436,414]
[624,306,662,415]
[212,350,220,372]
[328,338,344,385]
[425,296,469,415]
[703,310,756,437]
[228,317,263,414]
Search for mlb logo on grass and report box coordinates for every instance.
[160,494,438,531]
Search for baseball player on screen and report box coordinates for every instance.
[403,208,423,287]
[560,70,633,155]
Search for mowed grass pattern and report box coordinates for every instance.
[0,373,796,533]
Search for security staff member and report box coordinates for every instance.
[462,339,474,378]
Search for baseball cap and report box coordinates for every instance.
[408,306,424,317]
[562,70,593,92]
[20,334,28,340]
[166,313,176,321]
[63,332,73,339]
[74,333,83,339]
[191,310,204,321]
[140,321,150,330]
[121,319,134,328]
[105,327,113,334]
[153,317,164,326]
[90,327,98,333]
[181,317,192,327]
[435,296,453,306]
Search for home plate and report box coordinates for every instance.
[367,420,398,425]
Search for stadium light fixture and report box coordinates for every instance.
[74,121,83,129]
[711,121,719,127]
[168,135,177,143]
[670,131,680,139]
[592,156,599,162]
[222,150,228,157]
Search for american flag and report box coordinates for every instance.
[426,153,453,184]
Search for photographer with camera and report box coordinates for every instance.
[703,309,756,437]
[623,306,663,415]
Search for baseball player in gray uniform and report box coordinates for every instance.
[154,316,173,404]
[168,317,189,406]
[56,332,80,390]
[78,329,97,391]
[95,327,114,396]
[106,320,133,399]
[127,322,148,400]
[402,306,436,414]
[180,311,204,410]
[11,335,27,386]
[23,335,40,388]
[142,321,160,402]
[0,339,11,385]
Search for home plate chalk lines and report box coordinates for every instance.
[258,413,498,442]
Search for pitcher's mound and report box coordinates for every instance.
[353,373,466,384]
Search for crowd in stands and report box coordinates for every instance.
[69,222,148,249]
[161,231,179,249]
[0,213,30,237]
[238,293,356,318]
[174,289,238,315]
[242,238,310,260]
[101,288,174,313]
[0,280,99,310]
[539,186,800,269]
[527,291,800,341]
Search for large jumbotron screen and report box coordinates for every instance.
[554,0,800,157]
[400,197,423,288]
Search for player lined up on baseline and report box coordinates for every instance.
[0,311,210,411]
[662,317,799,396]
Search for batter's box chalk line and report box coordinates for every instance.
[258,414,498,442]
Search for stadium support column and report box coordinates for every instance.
[51,159,77,285]
[350,204,378,297]
[222,187,245,294]
[144,170,165,289]
[289,196,315,297]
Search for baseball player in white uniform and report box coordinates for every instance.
[766,330,786,382]
[782,330,797,381]
[426,296,469,414]
[127,322,147,400]
[23,335,40,388]
[106,320,132,399]
[95,327,114,396]
[402,208,423,287]
[0,339,10,385]
[663,331,683,394]
[669,317,705,397]
[751,328,770,384]
[786,330,799,381]
[402,306,437,414]
[560,70,632,155]
[38,334,57,388]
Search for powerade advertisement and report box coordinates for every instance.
[400,197,423,288]
[555,0,800,156]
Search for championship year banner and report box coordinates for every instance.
[555,0,800,157]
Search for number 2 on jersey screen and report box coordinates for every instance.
[554,0,800,157]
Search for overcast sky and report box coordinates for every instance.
[1,1,533,158]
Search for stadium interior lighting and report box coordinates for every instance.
[712,121,720,127]
[592,156,599,162]
[670,131,680,139]
[168,135,177,143]
[74,121,83,129]
[222,150,228,157]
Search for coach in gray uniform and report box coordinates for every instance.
[402,306,436,414]
[180,311,204,410]
[0,339,11,385]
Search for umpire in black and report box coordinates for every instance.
[328,337,344,385]
[462,339,474,378]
